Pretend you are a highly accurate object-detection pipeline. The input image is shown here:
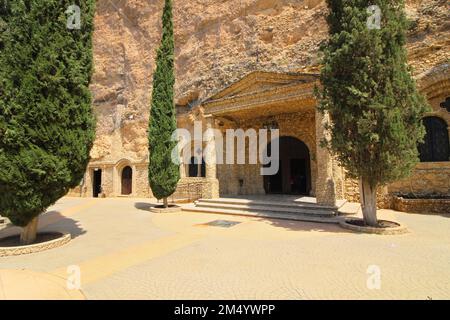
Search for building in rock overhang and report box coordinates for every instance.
[72,65,449,211]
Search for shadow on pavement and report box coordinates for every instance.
[262,218,355,234]
[134,202,152,211]
[0,211,86,239]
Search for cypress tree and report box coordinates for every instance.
[148,0,180,207]
[318,0,429,226]
[0,1,96,244]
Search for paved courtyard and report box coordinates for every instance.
[0,197,449,300]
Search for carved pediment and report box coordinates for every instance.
[208,71,319,101]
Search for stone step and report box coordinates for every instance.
[194,201,336,217]
[196,198,345,211]
[182,204,341,224]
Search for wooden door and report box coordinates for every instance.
[121,166,132,195]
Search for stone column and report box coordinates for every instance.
[180,160,186,179]
[85,168,93,198]
[102,166,113,197]
[332,159,345,200]
[315,110,337,206]
[79,172,87,197]
[447,126,450,143]
[197,162,202,177]
[203,116,220,198]
[222,124,239,195]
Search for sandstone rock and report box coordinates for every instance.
[90,0,449,163]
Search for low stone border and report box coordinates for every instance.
[0,233,71,257]
[149,205,181,213]
[393,196,450,214]
[339,218,408,235]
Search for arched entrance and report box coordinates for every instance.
[121,166,133,195]
[264,136,311,195]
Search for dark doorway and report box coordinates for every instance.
[290,159,308,194]
[188,156,206,177]
[121,166,133,195]
[93,169,102,198]
[264,136,311,195]
[266,160,283,193]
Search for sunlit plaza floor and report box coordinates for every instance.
[0,197,449,299]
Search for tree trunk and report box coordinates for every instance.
[359,177,378,227]
[20,216,39,245]
[163,197,168,208]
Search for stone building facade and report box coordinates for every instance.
[72,67,449,210]
[175,71,343,206]
[67,0,449,211]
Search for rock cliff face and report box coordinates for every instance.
[89,0,449,162]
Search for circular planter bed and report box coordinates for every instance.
[339,218,408,235]
[149,204,181,213]
[0,232,71,257]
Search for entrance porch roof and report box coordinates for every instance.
[202,71,320,121]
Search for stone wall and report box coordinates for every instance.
[173,177,206,201]
[388,162,450,196]
[344,178,393,209]
[67,186,82,197]
[102,166,114,196]
[134,164,153,198]
[343,162,450,211]
[393,197,450,214]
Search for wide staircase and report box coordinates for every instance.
[182,195,348,224]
